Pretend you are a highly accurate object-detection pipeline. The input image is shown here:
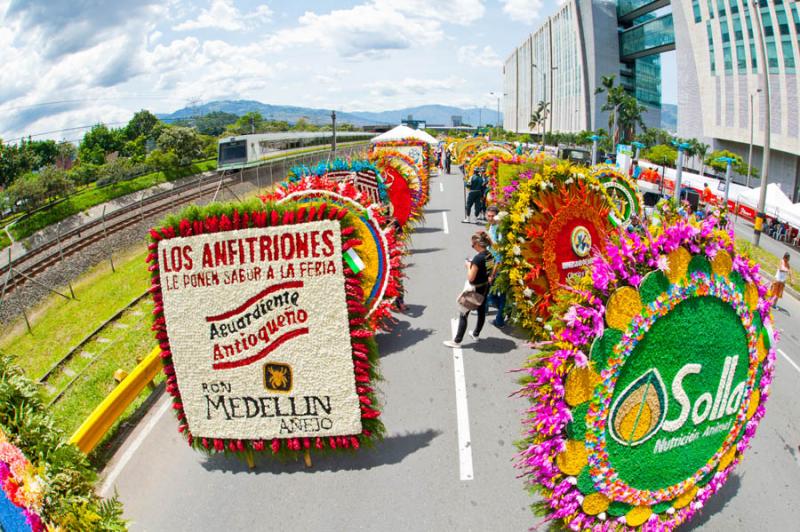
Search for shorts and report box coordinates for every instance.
[772,281,786,299]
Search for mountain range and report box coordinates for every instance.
[159,100,502,128]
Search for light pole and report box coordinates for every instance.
[631,141,645,161]
[751,0,771,247]
[746,88,761,188]
[532,63,546,144]
[590,134,602,166]
[489,92,504,133]
[331,110,337,152]
[717,156,735,207]
[672,141,691,206]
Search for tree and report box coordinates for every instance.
[79,124,124,165]
[705,149,744,174]
[181,111,238,136]
[596,75,647,144]
[156,126,203,163]
[67,163,100,186]
[38,165,73,201]
[6,173,47,211]
[146,149,180,173]
[125,110,160,141]
[694,142,710,176]
[644,144,677,175]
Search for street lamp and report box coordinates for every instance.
[631,141,645,161]
[716,156,736,206]
[672,141,691,206]
[746,88,762,188]
[590,134,602,166]
[751,0,771,247]
[489,91,505,133]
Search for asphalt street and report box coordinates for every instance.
[105,168,800,531]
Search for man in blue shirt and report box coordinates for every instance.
[485,205,506,327]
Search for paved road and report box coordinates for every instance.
[103,168,800,531]
[104,169,533,530]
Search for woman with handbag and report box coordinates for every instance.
[443,231,492,348]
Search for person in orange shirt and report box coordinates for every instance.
[701,183,715,210]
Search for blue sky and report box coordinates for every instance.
[0,0,675,142]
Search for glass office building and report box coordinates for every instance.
[503,0,800,199]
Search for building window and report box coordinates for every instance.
[723,44,733,73]
[693,0,703,23]
[766,37,779,73]
[750,42,758,72]
[782,35,796,73]
[728,0,739,16]
[707,0,714,19]
[707,21,717,73]
[717,0,726,17]
[737,43,747,72]
[733,13,743,41]
[720,16,730,43]
[775,3,790,35]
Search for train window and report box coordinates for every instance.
[218,140,247,166]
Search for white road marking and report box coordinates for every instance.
[99,395,172,497]
[778,349,800,375]
[442,212,449,234]
[439,182,444,192]
[451,318,474,481]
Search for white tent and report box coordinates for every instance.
[371,125,438,145]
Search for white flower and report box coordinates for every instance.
[523,287,533,298]
[565,178,573,185]
[497,210,508,220]
[540,182,548,190]
[524,207,533,219]
[657,255,669,272]
[512,245,521,256]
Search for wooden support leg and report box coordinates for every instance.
[244,449,255,470]
[304,449,312,468]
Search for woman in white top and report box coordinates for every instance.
[772,253,792,305]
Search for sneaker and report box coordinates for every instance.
[468,331,479,341]
[492,320,505,328]
[461,218,470,223]
[443,340,461,348]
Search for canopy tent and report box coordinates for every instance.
[737,183,800,228]
[371,125,438,145]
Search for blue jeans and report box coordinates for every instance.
[487,291,506,326]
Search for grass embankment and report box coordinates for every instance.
[0,245,159,464]
[8,159,217,243]
[736,239,800,293]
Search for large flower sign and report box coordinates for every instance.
[147,200,385,461]
[517,207,776,531]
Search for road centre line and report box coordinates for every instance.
[778,349,800,376]
[440,182,444,192]
[451,319,474,481]
[442,212,449,234]
[99,395,172,497]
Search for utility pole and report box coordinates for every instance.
[489,92,503,133]
[751,0,771,247]
[331,110,337,152]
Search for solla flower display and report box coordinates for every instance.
[516,205,776,531]
[368,149,427,221]
[147,199,385,461]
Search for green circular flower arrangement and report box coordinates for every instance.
[591,164,644,227]
[517,209,776,530]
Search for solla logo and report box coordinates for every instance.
[609,355,746,447]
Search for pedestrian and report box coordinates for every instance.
[485,206,506,327]
[771,253,792,308]
[701,182,714,210]
[444,231,493,348]
[445,149,452,174]
[463,170,483,223]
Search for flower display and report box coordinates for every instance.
[590,165,645,227]
[0,431,45,532]
[370,139,434,182]
[464,146,515,179]
[494,162,620,338]
[147,199,386,459]
[263,176,404,328]
[370,146,430,209]
[368,149,426,221]
[453,138,488,164]
[287,159,390,210]
[517,206,776,531]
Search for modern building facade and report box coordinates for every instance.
[503,0,800,200]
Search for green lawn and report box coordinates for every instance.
[0,246,151,378]
[735,238,800,293]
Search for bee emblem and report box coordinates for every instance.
[263,363,292,392]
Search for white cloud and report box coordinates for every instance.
[173,0,272,31]
[374,0,485,25]
[500,0,545,25]
[457,45,501,68]
[366,77,465,98]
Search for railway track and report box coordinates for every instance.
[0,143,365,298]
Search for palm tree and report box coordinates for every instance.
[529,101,549,149]
[695,142,710,177]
